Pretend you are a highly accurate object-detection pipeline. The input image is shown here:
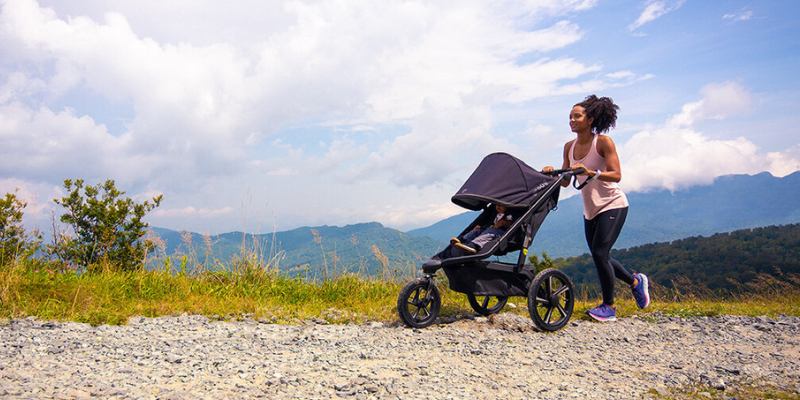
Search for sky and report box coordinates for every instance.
[2,0,800,236]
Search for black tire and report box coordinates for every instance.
[397,277,441,328]
[527,268,574,332]
[467,294,508,316]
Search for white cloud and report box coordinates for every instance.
[629,0,685,31]
[723,9,753,22]
[620,127,762,191]
[2,0,618,231]
[667,81,752,127]
[620,83,798,192]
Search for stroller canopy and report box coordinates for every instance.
[452,152,557,211]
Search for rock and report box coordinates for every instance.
[1,314,798,399]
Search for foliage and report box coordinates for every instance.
[528,251,557,275]
[0,192,40,266]
[649,381,800,400]
[50,179,162,273]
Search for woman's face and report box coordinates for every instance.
[569,106,593,134]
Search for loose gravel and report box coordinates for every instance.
[2,312,799,399]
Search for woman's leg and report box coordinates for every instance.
[585,207,634,305]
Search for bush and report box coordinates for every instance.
[50,179,162,273]
[529,251,557,275]
[0,192,40,266]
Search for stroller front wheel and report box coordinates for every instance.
[397,277,441,328]
[527,268,575,331]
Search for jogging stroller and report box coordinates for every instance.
[396,152,584,332]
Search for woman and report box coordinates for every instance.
[543,95,650,321]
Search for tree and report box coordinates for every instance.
[52,179,162,272]
[0,192,40,266]
[529,251,558,275]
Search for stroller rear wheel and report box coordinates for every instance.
[467,294,508,316]
[527,268,574,331]
[397,277,441,328]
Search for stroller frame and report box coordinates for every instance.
[397,155,583,332]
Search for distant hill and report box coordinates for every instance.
[556,223,800,294]
[409,172,800,258]
[150,222,444,277]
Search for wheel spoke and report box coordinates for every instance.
[555,302,566,318]
[411,287,421,302]
[545,276,553,296]
[481,296,489,308]
[412,303,429,318]
[553,284,570,297]
[543,305,555,323]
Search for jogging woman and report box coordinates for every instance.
[543,95,650,321]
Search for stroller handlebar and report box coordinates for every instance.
[542,167,586,176]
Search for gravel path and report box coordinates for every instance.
[1,313,799,399]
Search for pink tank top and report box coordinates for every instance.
[568,134,629,220]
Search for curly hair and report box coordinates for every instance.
[575,94,619,134]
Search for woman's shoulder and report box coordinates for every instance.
[595,134,618,156]
[595,134,615,144]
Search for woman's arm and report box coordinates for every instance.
[595,135,622,183]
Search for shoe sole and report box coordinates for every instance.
[585,310,617,322]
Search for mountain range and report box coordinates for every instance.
[409,171,800,258]
[150,171,800,273]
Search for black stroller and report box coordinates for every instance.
[397,152,584,332]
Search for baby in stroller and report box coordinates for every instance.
[437,204,516,259]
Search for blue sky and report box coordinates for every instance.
[2,0,799,235]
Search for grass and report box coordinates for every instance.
[0,262,404,325]
[649,381,800,400]
[2,256,799,326]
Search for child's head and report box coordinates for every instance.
[495,205,506,213]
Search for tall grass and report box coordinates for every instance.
[0,230,445,326]
[0,258,406,325]
[2,238,799,326]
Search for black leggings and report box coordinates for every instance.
[584,207,634,306]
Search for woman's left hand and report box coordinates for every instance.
[571,163,589,175]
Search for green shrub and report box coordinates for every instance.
[50,179,162,273]
[0,192,40,266]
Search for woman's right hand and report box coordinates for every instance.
[542,166,554,173]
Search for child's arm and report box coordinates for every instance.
[494,219,511,229]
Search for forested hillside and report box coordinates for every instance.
[150,222,444,277]
[556,224,800,293]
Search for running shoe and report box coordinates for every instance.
[632,273,651,309]
[585,304,617,322]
